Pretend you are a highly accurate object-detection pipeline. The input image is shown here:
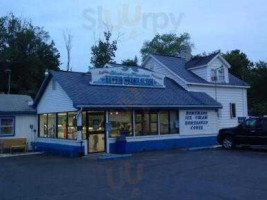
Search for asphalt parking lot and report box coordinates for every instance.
[1,148,267,200]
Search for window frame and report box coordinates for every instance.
[38,112,77,140]
[109,110,133,138]
[218,68,225,82]
[159,111,179,135]
[0,116,15,137]
[230,103,236,118]
[135,111,158,136]
[211,67,225,83]
[211,69,217,82]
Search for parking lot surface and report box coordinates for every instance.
[1,148,267,200]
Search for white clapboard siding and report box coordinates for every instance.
[188,85,248,129]
[37,79,77,114]
[144,57,188,89]
[190,67,208,80]
[2,115,37,149]
[179,110,218,135]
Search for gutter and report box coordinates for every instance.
[187,82,250,89]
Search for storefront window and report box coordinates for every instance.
[150,113,158,134]
[159,112,169,134]
[109,111,132,137]
[135,111,158,136]
[0,117,15,136]
[57,113,67,139]
[68,112,77,139]
[159,111,179,134]
[39,112,78,140]
[39,114,47,137]
[135,113,142,135]
[170,111,179,133]
[47,113,56,138]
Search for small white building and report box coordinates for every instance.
[32,53,249,156]
[0,94,37,149]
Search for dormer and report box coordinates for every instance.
[186,53,230,83]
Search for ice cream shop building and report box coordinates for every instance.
[32,53,249,155]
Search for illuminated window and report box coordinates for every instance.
[109,111,133,137]
[38,112,77,140]
[57,113,67,139]
[47,113,56,138]
[68,112,77,139]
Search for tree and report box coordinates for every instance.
[121,56,138,66]
[90,31,117,67]
[223,50,253,80]
[0,13,60,96]
[140,33,193,60]
[246,61,267,115]
[63,30,73,71]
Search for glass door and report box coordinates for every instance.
[88,112,106,153]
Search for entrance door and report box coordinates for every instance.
[88,112,106,153]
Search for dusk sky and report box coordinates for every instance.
[1,0,266,72]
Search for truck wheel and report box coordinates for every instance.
[222,136,235,149]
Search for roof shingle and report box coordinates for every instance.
[46,70,221,109]
[0,94,35,114]
[151,54,249,87]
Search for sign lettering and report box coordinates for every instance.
[184,111,208,130]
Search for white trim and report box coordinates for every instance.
[108,133,217,143]
[35,138,82,146]
[213,54,231,68]
[187,82,250,89]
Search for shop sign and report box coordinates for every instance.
[184,111,208,130]
[90,67,165,88]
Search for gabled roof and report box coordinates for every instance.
[33,70,222,109]
[0,94,35,114]
[186,53,219,69]
[151,54,207,84]
[150,54,249,87]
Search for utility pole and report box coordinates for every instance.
[5,69,11,94]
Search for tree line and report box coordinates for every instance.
[0,14,266,116]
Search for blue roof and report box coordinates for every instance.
[152,54,249,87]
[34,70,222,109]
[152,54,207,84]
[0,94,35,115]
[185,53,219,69]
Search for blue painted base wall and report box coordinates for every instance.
[109,136,218,154]
[32,142,84,157]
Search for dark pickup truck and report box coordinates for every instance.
[217,117,267,149]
